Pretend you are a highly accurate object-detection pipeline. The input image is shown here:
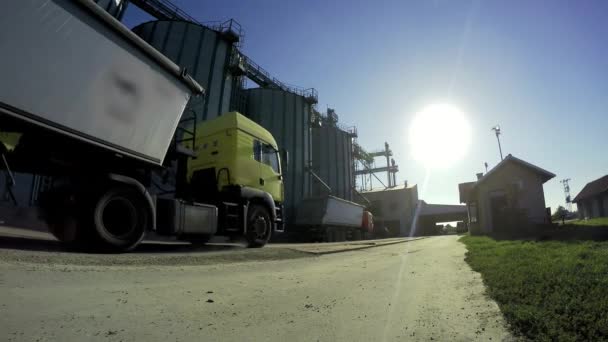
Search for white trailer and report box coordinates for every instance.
[294,195,371,242]
[0,0,202,165]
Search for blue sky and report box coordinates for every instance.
[124,0,608,211]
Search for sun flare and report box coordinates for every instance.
[409,104,471,169]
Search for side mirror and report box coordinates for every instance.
[280,149,289,174]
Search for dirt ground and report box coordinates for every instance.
[0,235,514,341]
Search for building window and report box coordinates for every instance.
[469,202,478,223]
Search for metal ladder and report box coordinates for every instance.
[173,109,197,157]
[127,0,201,23]
[155,109,198,197]
[223,202,241,232]
[1,153,17,205]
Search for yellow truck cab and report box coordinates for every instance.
[183,112,285,246]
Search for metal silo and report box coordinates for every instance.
[93,0,128,20]
[132,20,239,121]
[243,88,313,223]
[311,112,355,202]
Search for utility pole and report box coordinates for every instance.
[385,142,391,187]
[560,178,572,212]
[491,125,503,161]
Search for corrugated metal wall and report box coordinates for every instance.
[244,88,312,223]
[132,20,236,122]
[93,0,128,20]
[311,125,354,202]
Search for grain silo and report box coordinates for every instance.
[132,20,240,122]
[311,109,356,202]
[243,88,315,223]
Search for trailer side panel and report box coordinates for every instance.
[0,0,195,164]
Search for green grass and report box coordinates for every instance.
[461,235,608,341]
[567,217,608,227]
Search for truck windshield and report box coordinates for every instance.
[262,143,280,174]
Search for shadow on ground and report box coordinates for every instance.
[0,235,312,267]
[0,234,242,254]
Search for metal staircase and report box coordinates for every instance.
[230,50,318,104]
[128,0,201,23]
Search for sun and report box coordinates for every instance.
[409,104,471,169]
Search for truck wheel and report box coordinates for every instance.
[48,214,94,250]
[245,204,272,248]
[42,187,92,249]
[353,230,362,241]
[91,187,147,252]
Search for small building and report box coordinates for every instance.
[572,175,608,219]
[458,154,555,235]
[359,183,419,236]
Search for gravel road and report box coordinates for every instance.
[1,235,513,341]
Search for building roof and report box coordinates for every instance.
[458,154,555,203]
[572,175,608,203]
[476,154,555,187]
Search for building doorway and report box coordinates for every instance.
[490,192,508,233]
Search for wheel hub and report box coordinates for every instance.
[252,215,267,239]
[101,196,137,239]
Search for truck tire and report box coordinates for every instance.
[42,187,93,250]
[48,213,93,250]
[353,230,362,241]
[90,186,147,252]
[245,204,272,248]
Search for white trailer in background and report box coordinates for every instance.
[293,195,373,242]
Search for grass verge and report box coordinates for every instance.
[566,217,608,227]
[461,235,608,341]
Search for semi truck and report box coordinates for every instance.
[293,196,374,242]
[0,0,285,251]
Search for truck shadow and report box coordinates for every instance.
[0,234,243,254]
[0,235,65,252]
